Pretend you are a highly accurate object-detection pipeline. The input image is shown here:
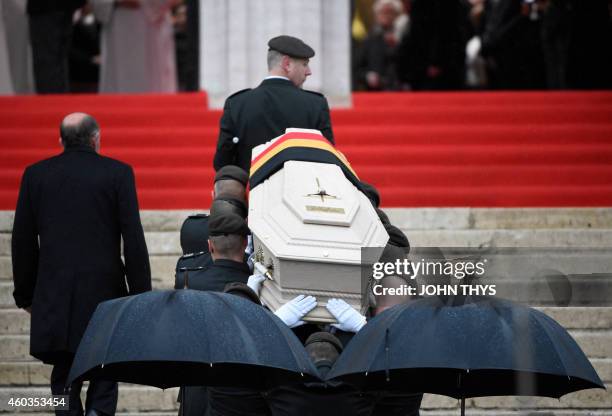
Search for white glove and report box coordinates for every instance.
[247,273,266,295]
[326,298,366,333]
[275,295,317,328]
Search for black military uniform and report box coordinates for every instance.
[178,212,258,416]
[183,211,250,291]
[213,36,335,172]
[12,144,151,415]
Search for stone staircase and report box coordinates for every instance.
[1,208,611,415]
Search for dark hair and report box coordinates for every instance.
[60,115,99,148]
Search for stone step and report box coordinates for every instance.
[0,231,184,257]
[144,229,612,255]
[405,229,612,248]
[0,257,178,289]
[423,388,612,410]
[2,305,611,335]
[0,256,10,280]
[0,361,50,386]
[1,327,611,363]
[0,309,29,334]
[470,386,612,410]
[0,212,13,233]
[0,255,177,284]
[3,208,612,234]
[0,385,610,413]
[387,207,612,230]
[480,278,612,306]
[4,278,610,310]
[140,210,198,232]
[3,229,612,258]
[150,255,178,284]
[0,282,13,309]
[0,211,197,234]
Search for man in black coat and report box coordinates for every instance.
[213,35,335,172]
[396,0,471,90]
[12,112,151,416]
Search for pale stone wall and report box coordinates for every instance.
[199,0,352,108]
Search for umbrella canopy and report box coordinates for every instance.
[68,290,320,389]
[327,295,604,399]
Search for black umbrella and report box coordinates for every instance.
[68,289,320,389]
[326,295,604,415]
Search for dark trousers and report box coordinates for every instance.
[178,386,209,416]
[50,356,118,416]
[28,11,73,93]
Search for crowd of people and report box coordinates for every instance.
[0,0,197,94]
[353,0,612,90]
[3,0,611,95]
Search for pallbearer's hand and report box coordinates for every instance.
[247,273,266,295]
[326,298,366,333]
[275,295,317,328]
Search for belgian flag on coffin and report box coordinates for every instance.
[248,131,362,191]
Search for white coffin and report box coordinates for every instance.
[249,154,388,323]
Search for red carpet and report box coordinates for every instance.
[1,91,611,209]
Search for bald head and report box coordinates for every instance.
[60,112,100,151]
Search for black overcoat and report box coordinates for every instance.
[12,145,151,364]
[213,78,335,171]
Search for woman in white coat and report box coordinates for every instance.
[93,0,177,93]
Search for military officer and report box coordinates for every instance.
[213,35,335,172]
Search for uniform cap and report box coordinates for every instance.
[208,212,250,237]
[214,165,249,186]
[268,35,315,59]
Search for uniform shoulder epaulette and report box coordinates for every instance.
[227,88,252,100]
[303,89,324,97]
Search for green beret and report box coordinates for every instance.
[208,211,250,237]
[214,165,249,186]
[210,197,248,219]
[268,35,315,59]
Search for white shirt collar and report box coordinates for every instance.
[264,76,290,81]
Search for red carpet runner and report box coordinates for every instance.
[1,91,611,209]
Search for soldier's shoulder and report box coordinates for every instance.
[303,89,325,98]
[226,88,252,101]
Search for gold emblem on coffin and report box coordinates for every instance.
[304,178,345,214]
[254,246,274,279]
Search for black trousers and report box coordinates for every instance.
[28,10,73,93]
[50,356,118,416]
